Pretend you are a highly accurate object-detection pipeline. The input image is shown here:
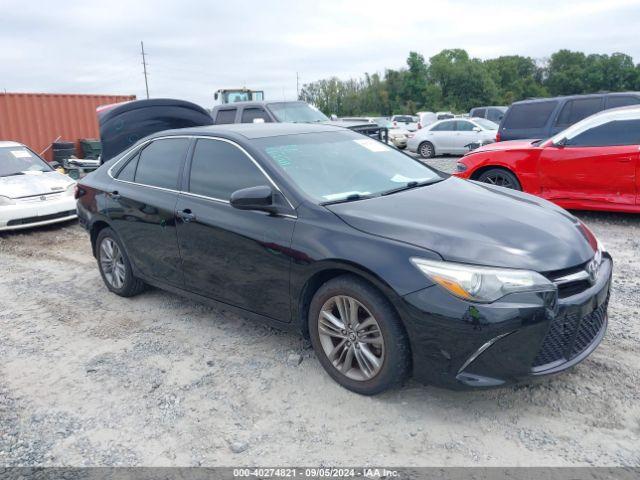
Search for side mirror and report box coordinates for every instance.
[214,92,219,100]
[472,127,481,132]
[230,186,278,214]
[554,137,567,148]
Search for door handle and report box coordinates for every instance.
[177,208,196,223]
[108,190,121,200]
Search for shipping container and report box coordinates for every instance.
[0,93,136,160]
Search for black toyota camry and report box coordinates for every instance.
[77,118,611,395]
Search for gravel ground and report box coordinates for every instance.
[0,157,639,467]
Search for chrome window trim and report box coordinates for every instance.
[106,134,296,215]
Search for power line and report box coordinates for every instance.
[141,41,150,99]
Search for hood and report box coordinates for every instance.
[0,171,74,198]
[470,139,539,154]
[326,177,595,272]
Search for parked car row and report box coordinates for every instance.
[407,117,498,157]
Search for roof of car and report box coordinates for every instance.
[0,141,24,148]
[212,100,306,110]
[152,122,345,139]
[512,91,640,105]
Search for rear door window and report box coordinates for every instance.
[503,101,556,129]
[606,95,640,109]
[134,138,189,190]
[487,108,505,122]
[188,139,268,200]
[215,109,237,124]
[115,151,140,181]
[455,121,475,131]
[241,108,270,123]
[431,120,456,131]
[555,97,603,127]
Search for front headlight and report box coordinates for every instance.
[410,258,555,303]
[0,195,16,206]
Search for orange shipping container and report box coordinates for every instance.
[0,92,136,160]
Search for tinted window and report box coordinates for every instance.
[567,119,640,147]
[431,120,456,131]
[556,97,602,127]
[116,151,140,181]
[456,121,475,131]
[503,101,556,129]
[215,109,237,124]
[473,108,486,118]
[189,139,268,200]
[487,108,505,122]
[134,138,189,189]
[393,116,414,123]
[606,95,640,109]
[241,108,270,123]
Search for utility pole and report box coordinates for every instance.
[141,41,150,99]
[296,72,300,99]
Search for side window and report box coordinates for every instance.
[215,109,237,124]
[432,121,456,131]
[115,151,140,181]
[474,108,486,119]
[555,97,602,127]
[567,119,640,147]
[456,121,475,131]
[241,108,270,123]
[189,139,269,200]
[487,109,504,122]
[503,101,556,129]
[134,138,189,190]
[606,96,640,109]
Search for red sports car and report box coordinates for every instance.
[454,106,640,213]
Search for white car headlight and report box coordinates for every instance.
[410,258,555,303]
[0,195,16,206]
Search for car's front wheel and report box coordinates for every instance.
[96,227,146,297]
[308,275,411,395]
[418,141,435,159]
[477,168,522,190]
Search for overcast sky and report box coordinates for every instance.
[2,0,640,107]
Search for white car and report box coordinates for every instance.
[390,115,419,132]
[0,141,77,231]
[407,118,498,158]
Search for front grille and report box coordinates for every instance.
[532,294,608,369]
[545,261,592,298]
[7,210,76,226]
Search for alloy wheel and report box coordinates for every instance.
[99,237,126,289]
[419,143,433,158]
[482,172,516,189]
[317,295,385,381]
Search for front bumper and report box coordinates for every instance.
[390,137,408,148]
[398,256,612,389]
[0,196,77,232]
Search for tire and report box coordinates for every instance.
[418,141,435,159]
[477,168,522,190]
[96,227,146,297]
[308,275,411,395]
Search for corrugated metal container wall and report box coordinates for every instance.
[0,93,136,160]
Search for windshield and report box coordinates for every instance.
[255,131,442,203]
[0,147,52,177]
[473,118,499,130]
[268,102,329,123]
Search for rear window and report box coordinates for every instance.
[503,101,556,129]
[393,116,414,123]
[134,138,189,190]
[556,97,602,127]
[606,95,640,109]
[215,109,237,124]
[472,108,486,118]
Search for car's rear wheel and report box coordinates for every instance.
[418,141,435,159]
[477,168,521,190]
[308,275,410,395]
[96,227,145,297]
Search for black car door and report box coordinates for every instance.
[175,138,296,322]
[108,137,190,287]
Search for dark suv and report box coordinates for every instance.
[469,106,507,123]
[497,92,640,141]
[211,100,385,140]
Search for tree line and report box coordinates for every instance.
[299,49,640,116]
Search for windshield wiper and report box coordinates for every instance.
[321,193,376,205]
[381,178,443,196]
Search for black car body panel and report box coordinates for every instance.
[77,123,611,390]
